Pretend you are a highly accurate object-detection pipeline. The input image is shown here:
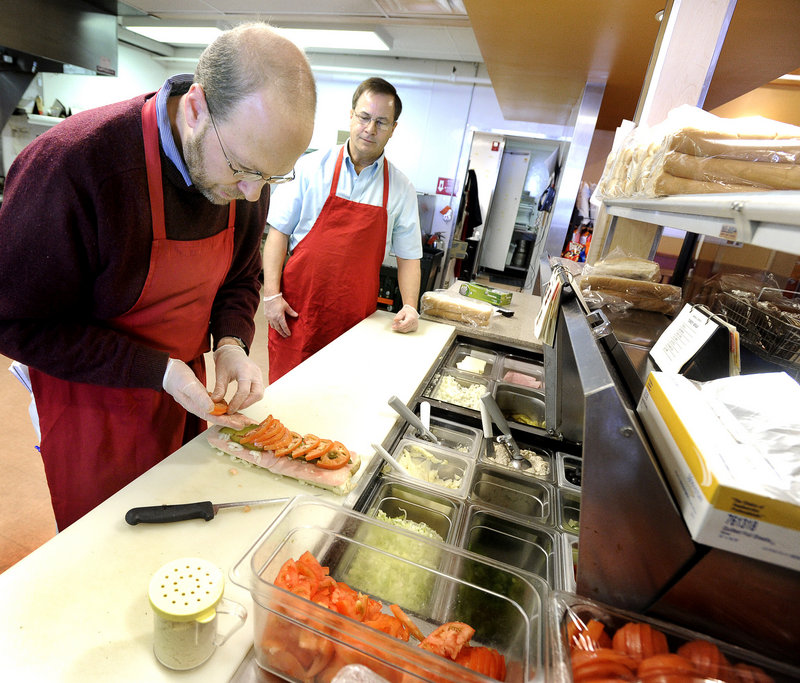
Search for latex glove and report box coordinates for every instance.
[211,343,264,414]
[263,293,298,337]
[163,358,256,430]
[391,304,419,333]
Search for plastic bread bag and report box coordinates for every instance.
[582,247,662,282]
[579,273,683,315]
[420,289,494,327]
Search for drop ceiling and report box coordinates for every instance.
[116,0,800,131]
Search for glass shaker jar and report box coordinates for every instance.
[148,557,246,670]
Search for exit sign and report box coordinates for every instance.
[436,177,454,195]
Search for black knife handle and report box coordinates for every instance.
[125,501,215,525]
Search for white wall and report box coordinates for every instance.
[37,46,571,200]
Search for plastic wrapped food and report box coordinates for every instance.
[579,250,682,315]
[421,289,493,327]
[595,105,800,199]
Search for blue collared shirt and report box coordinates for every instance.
[155,74,194,187]
[268,144,422,260]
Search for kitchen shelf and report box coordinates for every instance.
[604,190,800,252]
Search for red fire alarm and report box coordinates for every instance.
[491,141,500,151]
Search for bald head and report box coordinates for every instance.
[195,22,316,153]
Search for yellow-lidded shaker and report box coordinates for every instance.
[148,557,245,670]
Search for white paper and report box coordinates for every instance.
[650,304,719,373]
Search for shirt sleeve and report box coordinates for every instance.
[387,170,423,259]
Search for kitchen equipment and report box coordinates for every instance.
[402,415,482,458]
[388,395,439,443]
[480,393,531,471]
[125,497,295,524]
[387,439,473,498]
[371,442,412,477]
[148,557,246,670]
[229,496,544,682]
[419,400,431,429]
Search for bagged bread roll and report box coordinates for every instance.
[588,255,661,282]
[581,275,683,315]
[663,151,800,190]
[421,290,493,327]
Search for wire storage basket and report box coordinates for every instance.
[713,288,800,371]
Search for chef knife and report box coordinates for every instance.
[125,497,294,525]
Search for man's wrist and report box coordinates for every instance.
[215,336,248,353]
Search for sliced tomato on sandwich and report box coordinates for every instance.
[315,442,351,469]
[305,439,334,461]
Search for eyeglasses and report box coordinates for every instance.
[354,111,393,132]
[206,104,295,185]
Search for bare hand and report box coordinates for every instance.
[264,294,298,337]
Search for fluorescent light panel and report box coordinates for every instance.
[126,26,389,51]
[127,26,222,45]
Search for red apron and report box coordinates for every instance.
[268,146,388,383]
[30,94,236,529]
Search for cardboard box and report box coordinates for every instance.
[637,371,800,571]
[458,282,512,307]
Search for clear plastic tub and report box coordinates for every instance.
[402,415,482,459]
[445,343,498,377]
[424,369,490,412]
[556,488,581,535]
[558,532,579,593]
[548,591,800,682]
[496,355,545,390]
[469,465,553,525]
[386,439,473,499]
[556,452,582,490]
[458,506,561,588]
[494,383,545,429]
[230,496,545,683]
[480,440,555,483]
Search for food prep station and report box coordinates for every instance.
[2,294,799,682]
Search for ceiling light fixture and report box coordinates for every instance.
[125,24,390,52]
[126,26,223,46]
[273,28,390,52]
[655,9,665,22]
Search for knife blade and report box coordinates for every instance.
[124,497,293,525]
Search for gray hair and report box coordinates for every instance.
[195,21,316,122]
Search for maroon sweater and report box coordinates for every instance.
[0,93,267,390]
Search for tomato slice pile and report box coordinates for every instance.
[269,552,508,682]
[232,418,353,469]
[566,614,774,683]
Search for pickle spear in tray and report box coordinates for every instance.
[205,415,361,495]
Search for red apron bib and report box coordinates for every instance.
[30,94,236,529]
[268,146,388,383]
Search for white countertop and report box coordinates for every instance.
[0,312,456,682]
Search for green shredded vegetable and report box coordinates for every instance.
[342,510,443,613]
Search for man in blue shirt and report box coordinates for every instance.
[263,77,422,382]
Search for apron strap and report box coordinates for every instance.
[142,95,166,241]
[142,93,236,238]
[330,145,390,208]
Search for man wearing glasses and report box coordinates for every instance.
[264,77,422,383]
[0,23,316,529]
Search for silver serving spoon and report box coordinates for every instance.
[480,393,531,471]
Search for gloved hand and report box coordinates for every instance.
[263,293,298,337]
[211,343,264,414]
[162,357,214,417]
[391,304,419,333]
